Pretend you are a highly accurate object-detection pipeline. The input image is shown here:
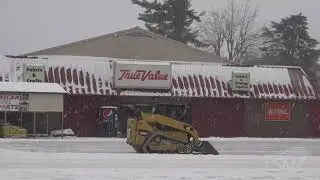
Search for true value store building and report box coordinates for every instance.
[1,55,320,138]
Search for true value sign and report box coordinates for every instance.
[113,62,171,89]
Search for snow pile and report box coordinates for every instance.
[50,128,75,137]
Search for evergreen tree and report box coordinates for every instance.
[260,13,320,70]
[132,0,203,44]
[131,0,170,36]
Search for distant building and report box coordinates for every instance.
[22,26,227,63]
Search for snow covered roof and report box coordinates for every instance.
[115,60,171,66]
[0,82,67,94]
[20,26,226,63]
[170,63,315,99]
[0,55,317,100]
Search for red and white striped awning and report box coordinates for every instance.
[1,55,317,100]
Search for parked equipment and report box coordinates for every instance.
[126,107,219,155]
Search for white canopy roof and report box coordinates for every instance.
[0,82,66,94]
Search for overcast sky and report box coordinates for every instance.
[0,0,319,55]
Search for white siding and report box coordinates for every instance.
[29,93,63,112]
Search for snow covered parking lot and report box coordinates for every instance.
[0,137,320,180]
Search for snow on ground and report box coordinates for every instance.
[0,137,320,180]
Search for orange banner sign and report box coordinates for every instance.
[265,102,291,121]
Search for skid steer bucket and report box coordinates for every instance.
[194,141,219,155]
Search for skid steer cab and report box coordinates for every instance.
[126,108,219,155]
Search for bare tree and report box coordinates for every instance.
[196,9,225,57]
[196,0,261,63]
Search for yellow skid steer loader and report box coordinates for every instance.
[126,108,219,155]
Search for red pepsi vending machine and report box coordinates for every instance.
[99,106,119,137]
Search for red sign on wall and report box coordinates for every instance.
[265,102,291,121]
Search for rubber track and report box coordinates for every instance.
[142,132,189,154]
